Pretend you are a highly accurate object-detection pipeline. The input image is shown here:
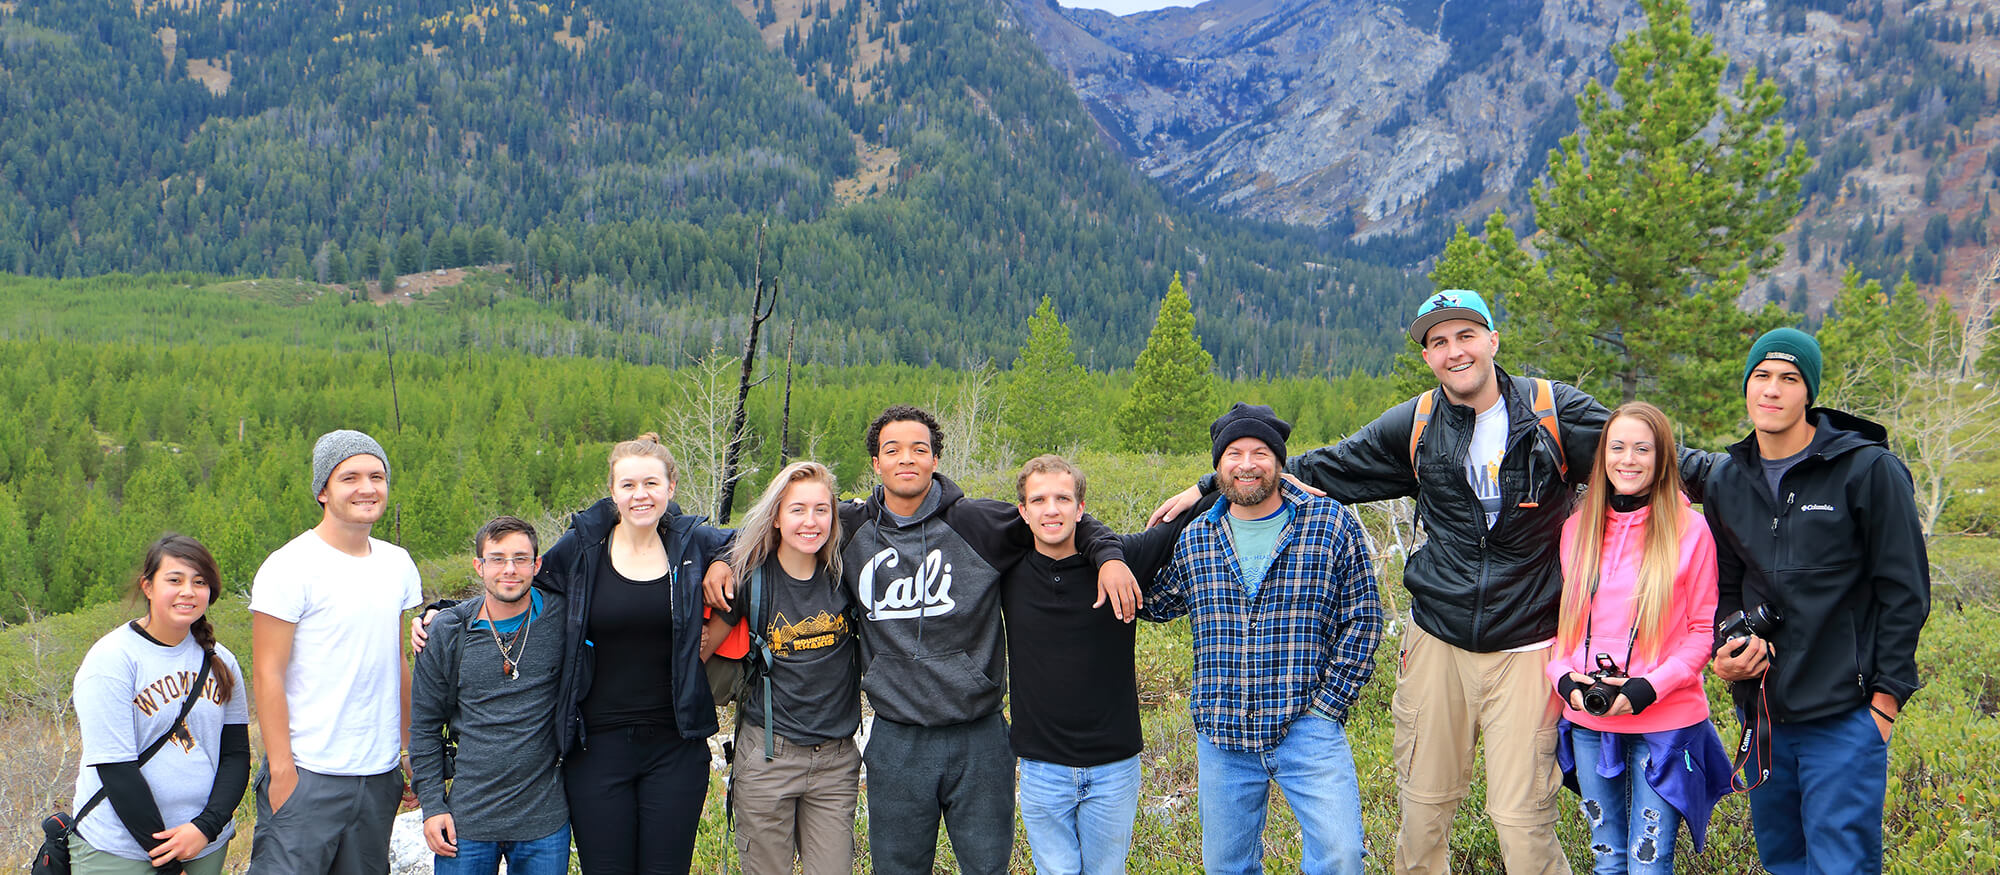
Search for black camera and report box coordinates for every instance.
[1581,652,1628,717]
[1717,602,1782,655]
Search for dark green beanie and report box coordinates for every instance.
[1742,327,1822,403]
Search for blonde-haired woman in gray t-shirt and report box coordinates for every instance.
[69,534,250,875]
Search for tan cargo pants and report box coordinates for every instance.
[1391,618,1571,875]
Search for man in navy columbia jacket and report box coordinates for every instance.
[1707,328,1929,875]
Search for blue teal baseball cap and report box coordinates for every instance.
[1410,289,1494,343]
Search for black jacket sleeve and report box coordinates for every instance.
[950,498,1126,573]
[1552,381,1611,487]
[534,529,583,596]
[191,723,249,841]
[1860,454,1930,706]
[95,761,171,864]
[1705,477,1747,650]
[1282,399,1426,504]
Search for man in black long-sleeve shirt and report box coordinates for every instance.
[1003,455,1186,875]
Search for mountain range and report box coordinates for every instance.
[1015,0,2000,311]
[3,0,1994,375]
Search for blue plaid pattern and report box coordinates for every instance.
[1147,482,1383,752]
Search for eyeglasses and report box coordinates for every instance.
[478,556,537,569]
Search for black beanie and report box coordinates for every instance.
[1210,403,1292,469]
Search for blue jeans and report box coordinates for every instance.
[1570,726,1678,875]
[1748,706,1888,875]
[432,822,571,875]
[1018,754,1142,875]
[1195,714,1364,875]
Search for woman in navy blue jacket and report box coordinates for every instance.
[536,434,730,875]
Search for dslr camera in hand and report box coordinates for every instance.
[1716,602,1782,656]
[1580,652,1628,717]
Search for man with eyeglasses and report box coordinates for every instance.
[408,516,573,875]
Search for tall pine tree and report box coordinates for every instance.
[1117,273,1220,454]
[1436,0,1808,441]
[1001,296,1087,458]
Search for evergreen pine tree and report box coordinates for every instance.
[0,485,35,622]
[1000,295,1087,458]
[1434,0,1808,441]
[1116,273,1220,454]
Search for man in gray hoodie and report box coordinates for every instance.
[408,516,570,875]
[709,405,1140,875]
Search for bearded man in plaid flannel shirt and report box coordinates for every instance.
[1145,403,1383,875]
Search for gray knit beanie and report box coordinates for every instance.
[311,429,391,500]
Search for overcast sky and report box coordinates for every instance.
[1057,0,1207,15]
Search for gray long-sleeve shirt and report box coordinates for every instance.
[409,592,569,842]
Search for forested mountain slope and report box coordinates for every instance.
[0,0,1423,374]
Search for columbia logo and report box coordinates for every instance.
[1801,503,1836,512]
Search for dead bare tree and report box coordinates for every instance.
[658,351,741,525]
[1895,257,2000,536]
[930,361,1011,491]
[1825,248,2000,537]
[717,225,778,523]
[779,318,798,469]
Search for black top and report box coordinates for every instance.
[579,549,677,730]
[1001,521,1186,768]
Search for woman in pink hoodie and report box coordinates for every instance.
[1548,402,1732,874]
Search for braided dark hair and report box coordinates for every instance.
[134,534,235,704]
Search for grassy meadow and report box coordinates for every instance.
[0,273,1994,872]
[2,459,1995,874]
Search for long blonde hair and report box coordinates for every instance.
[1558,402,1685,664]
[727,461,842,585]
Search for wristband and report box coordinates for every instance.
[1869,704,1896,724]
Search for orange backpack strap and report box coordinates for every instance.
[1533,378,1566,480]
[1408,390,1436,479]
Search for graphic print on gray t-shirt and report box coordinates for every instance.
[1465,399,1510,529]
[72,625,249,862]
[742,562,861,746]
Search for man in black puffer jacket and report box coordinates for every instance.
[1706,328,1929,875]
[1152,290,1712,875]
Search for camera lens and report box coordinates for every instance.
[1582,683,1614,716]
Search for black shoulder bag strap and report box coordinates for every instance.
[443,611,465,780]
[72,651,215,825]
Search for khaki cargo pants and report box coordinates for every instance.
[1391,618,1571,875]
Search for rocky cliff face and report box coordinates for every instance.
[1013,0,2000,309]
[1010,0,1640,238]
[1013,0,1873,233]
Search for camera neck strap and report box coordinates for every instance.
[1581,586,1638,673]
[1730,677,1776,793]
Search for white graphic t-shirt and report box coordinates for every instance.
[1466,399,1509,529]
[250,531,423,776]
[73,626,249,862]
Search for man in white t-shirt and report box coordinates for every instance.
[249,429,424,873]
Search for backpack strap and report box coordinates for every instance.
[1532,378,1567,480]
[745,567,776,762]
[1409,380,1566,482]
[1408,389,1437,479]
[443,609,466,779]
